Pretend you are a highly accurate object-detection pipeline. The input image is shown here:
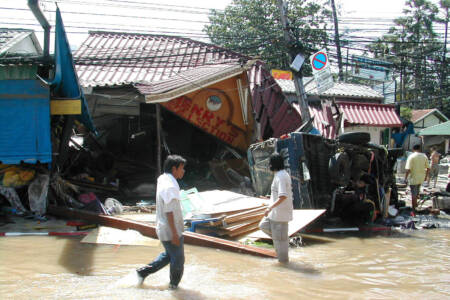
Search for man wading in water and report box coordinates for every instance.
[136,155,186,289]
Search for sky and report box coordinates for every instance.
[0,0,445,51]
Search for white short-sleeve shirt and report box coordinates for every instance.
[268,170,293,222]
[155,173,184,241]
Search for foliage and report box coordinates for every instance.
[400,106,413,120]
[367,0,449,116]
[204,0,331,75]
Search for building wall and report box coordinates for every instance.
[414,114,444,130]
[344,125,384,145]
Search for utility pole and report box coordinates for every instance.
[330,0,344,81]
[440,5,448,111]
[276,0,310,123]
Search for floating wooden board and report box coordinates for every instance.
[48,205,276,258]
[81,226,160,247]
[247,209,326,240]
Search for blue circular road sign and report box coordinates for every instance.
[312,52,328,71]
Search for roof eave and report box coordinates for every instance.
[143,66,247,103]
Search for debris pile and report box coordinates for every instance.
[180,189,269,238]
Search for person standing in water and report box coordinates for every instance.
[258,153,293,263]
[405,144,429,212]
[427,147,441,188]
[136,155,186,289]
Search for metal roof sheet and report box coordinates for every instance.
[137,63,248,103]
[276,78,383,99]
[0,28,41,56]
[411,109,449,124]
[418,121,450,136]
[337,101,402,128]
[74,31,248,87]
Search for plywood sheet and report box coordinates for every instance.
[247,209,326,239]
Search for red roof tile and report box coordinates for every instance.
[411,109,436,123]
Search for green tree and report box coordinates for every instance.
[204,0,331,75]
[400,106,413,120]
[368,0,449,116]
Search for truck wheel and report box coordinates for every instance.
[338,132,370,145]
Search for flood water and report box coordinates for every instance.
[1,230,449,300]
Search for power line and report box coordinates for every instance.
[41,0,213,15]
[0,7,208,24]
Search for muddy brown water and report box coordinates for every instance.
[0,230,449,300]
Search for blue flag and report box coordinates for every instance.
[50,7,96,134]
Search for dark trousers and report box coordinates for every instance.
[136,236,184,286]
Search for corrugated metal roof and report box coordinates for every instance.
[0,28,41,56]
[74,31,248,87]
[276,78,383,99]
[411,109,434,123]
[418,121,450,136]
[338,101,401,128]
[137,63,248,103]
[411,108,449,124]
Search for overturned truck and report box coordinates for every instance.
[248,132,403,225]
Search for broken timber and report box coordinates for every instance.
[48,205,276,258]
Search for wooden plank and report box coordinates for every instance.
[225,213,265,227]
[206,204,266,218]
[48,205,276,258]
[223,206,267,224]
[228,222,260,237]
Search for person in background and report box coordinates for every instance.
[259,153,293,263]
[427,146,441,188]
[136,155,186,290]
[405,144,429,213]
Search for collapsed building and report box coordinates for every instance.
[71,31,302,199]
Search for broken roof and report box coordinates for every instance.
[276,78,384,100]
[74,31,249,88]
[0,28,42,57]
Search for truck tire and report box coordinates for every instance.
[329,152,351,187]
[338,132,370,145]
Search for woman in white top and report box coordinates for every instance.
[259,153,293,263]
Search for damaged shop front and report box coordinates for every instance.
[0,6,97,222]
[71,31,302,199]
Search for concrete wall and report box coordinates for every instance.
[344,125,384,145]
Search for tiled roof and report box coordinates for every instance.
[410,109,449,123]
[0,28,41,56]
[74,31,249,87]
[276,78,384,99]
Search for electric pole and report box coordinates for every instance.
[440,5,448,111]
[330,0,344,81]
[276,0,310,123]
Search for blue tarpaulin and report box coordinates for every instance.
[50,7,96,134]
[0,80,52,164]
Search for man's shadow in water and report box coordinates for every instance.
[57,237,96,275]
[140,285,208,300]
